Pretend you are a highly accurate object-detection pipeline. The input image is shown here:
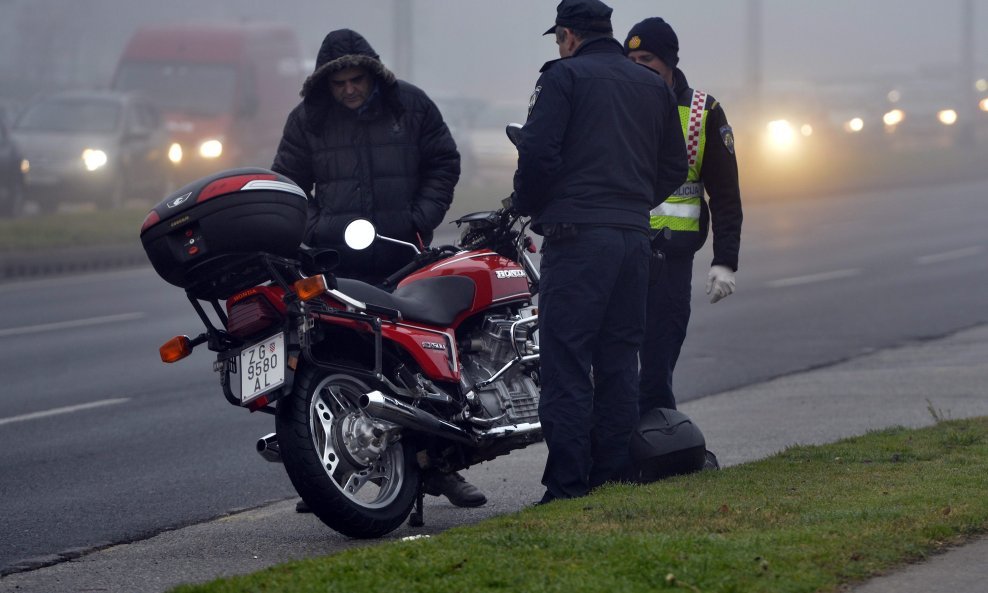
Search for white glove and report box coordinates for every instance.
[706,265,736,304]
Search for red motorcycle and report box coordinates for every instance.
[139,166,542,538]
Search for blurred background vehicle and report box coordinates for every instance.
[0,106,28,218]
[110,22,306,185]
[11,90,170,213]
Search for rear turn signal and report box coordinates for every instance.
[294,275,328,301]
[160,336,193,363]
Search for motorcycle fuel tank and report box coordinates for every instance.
[398,250,531,326]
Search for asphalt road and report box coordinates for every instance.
[1,177,987,579]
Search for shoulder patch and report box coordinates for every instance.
[719,125,735,155]
[528,85,542,117]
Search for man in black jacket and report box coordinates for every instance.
[272,29,486,509]
[624,18,743,415]
[272,28,459,285]
[514,0,687,503]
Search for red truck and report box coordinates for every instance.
[112,23,305,184]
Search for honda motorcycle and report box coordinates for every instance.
[139,162,542,538]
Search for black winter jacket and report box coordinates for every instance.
[513,37,687,234]
[272,29,460,282]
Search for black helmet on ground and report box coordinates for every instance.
[630,408,712,482]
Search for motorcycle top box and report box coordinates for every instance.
[140,167,308,299]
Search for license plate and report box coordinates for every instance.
[238,333,285,403]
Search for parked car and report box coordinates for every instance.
[0,109,27,217]
[12,90,171,212]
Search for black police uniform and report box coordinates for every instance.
[639,68,743,413]
[513,4,687,501]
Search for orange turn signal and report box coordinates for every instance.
[160,335,193,363]
[294,275,328,301]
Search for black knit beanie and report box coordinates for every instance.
[624,17,679,68]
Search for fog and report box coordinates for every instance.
[1,0,983,108]
[1,0,985,205]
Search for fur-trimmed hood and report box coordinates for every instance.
[300,29,397,99]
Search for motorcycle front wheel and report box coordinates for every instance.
[276,364,418,538]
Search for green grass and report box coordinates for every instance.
[0,207,147,253]
[172,417,988,593]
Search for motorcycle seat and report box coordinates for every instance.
[336,277,476,327]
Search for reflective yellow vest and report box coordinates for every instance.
[650,89,708,232]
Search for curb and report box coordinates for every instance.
[0,243,148,282]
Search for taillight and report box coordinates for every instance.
[160,336,193,363]
[227,295,281,339]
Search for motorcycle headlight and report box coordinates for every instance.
[199,139,223,159]
[82,149,108,172]
[168,142,183,164]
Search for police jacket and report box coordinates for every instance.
[655,69,742,271]
[513,37,687,234]
[272,29,460,281]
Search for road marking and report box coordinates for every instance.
[915,246,984,265]
[0,312,146,338]
[0,398,130,427]
[767,268,862,288]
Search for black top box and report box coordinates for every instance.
[140,167,308,299]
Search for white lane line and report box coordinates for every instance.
[0,312,146,338]
[767,268,862,288]
[915,246,984,265]
[0,398,130,427]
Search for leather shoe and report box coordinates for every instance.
[422,471,487,507]
[295,499,311,513]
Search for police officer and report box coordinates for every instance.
[624,18,743,414]
[513,0,687,503]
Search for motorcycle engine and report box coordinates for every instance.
[460,313,540,426]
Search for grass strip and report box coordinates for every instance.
[0,208,146,252]
[172,417,988,593]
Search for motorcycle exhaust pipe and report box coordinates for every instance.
[359,390,477,445]
[256,432,282,463]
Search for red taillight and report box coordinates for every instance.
[140,210,161,233]
[227,295,281,339]
[197,174,277,203]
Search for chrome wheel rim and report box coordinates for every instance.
[308,375,404,509]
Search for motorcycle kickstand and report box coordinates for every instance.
[408,480,425,528]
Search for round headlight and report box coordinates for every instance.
[937,109,958,126]
[82,149,108,171]
[765,119,797,152]
[883,109,905,127]
[199,139,223,159]
[844,118,864,133]
[168,143,183,164]
[20,159,30,174]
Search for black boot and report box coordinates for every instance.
[295,499,311,513]
[422,471,487,507]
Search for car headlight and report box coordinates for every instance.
[168,143,183,164]
[765,119,797,152]
[82,149,108,172]
[199,139,223,159]
[979,98,988,113]
[843,118,864,133]
[937,109,958,125]
[883,109,905,127]
[20,159,30,174]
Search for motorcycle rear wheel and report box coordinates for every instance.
[276,364,418,538]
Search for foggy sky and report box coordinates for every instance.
[0,0,985,111]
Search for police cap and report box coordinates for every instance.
[543,0,614,36]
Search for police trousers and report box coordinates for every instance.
[639,253,694,412]
[537,225,650,500]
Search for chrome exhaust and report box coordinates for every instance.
[359,390,477,445]
[256,432,282,463]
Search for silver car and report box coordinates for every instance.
[12,90,171,213]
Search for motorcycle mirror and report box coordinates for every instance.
[344,219,376,251]
[505,122,523,147]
